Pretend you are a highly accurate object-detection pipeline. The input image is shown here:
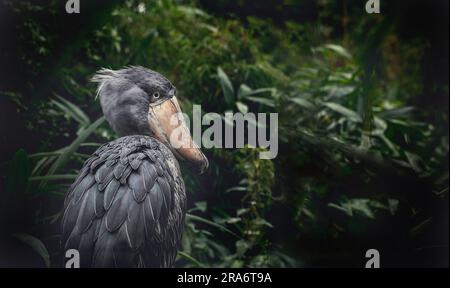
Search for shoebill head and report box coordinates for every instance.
[92,66,208,174]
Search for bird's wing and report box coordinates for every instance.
[61,136,185,267]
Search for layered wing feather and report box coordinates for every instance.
[62,135,186,267]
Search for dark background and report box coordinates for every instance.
[0,0,448,267]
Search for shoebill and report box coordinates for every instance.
[61,66,208,267]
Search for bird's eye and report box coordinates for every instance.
[153,92,160,99]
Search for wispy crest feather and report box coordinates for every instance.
[91,66,172,99]
[91,68,122,98]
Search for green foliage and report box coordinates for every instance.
[1,0,447,267]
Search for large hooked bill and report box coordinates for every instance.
[148,96,208,174]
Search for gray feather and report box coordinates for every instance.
[103,179,121,209]
[148,183,163,222]
[113,163,127,179]
[72,174,95,204]
[157,177,172,210]
[62,123,186,267]
[126,201,145,249]
[106,187,131,232]
[76,185,97,232]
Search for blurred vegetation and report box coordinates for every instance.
[0,0,448,267]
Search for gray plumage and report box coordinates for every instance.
[61,66,188,267]
[62,136,186,267]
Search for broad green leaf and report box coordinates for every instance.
[217,67,235,106]
[55,95,90,127]
[245,96,275,107]
[178,251,206,268]
[186,213,240,239]
[225,186,247,193]
[44,117,105,186]
[410,217,432,238]
[378,107,415,119]
[238,85,275,99]
[324,102,362,122]
[321,85,356,98]
[254,218,274,228]
[194,201,207,212]
[289,97,315,110]
[235,239,250,256]
[324,44,352,59]
[177,5,211,19]
[404,151,424,173]
[388,199,399,215]
[236,208,249,216]
[32,155,58,177]
[329,199,376,219]
[13,233,50,267]
[236,101,248,114]
[237,84,252,100]
[226,217,241,224]
[80,142,103,148]
[29,151,63,158]
[371,116,388,136]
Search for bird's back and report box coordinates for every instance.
[62,135,186,267]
